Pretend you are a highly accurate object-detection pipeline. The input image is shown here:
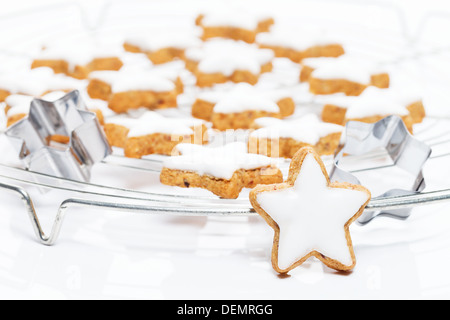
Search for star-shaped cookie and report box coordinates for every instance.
[250,147,371,273]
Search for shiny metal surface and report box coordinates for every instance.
[330,116,432,225]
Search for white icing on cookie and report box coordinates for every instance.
[212,83,280,114]
[119,52,153,69]
[106,111,203,138]
[0,67,86,96]
[104,116,137,130]
[197,88,227,104]
[252,116,283,128]
[198,55,262,76]
[0,53,32,75]
[388,84,423,107]
[163,142,276,180]
[185,39,274,64]
[146,60,187,82]
[308,55,385,84]
[344,87,410,119]
[185,39,274,75]
[256,152,370,270]
[313,92,354,106]
[251,114,343,145]
[259,87,296,103]
[90,51,186,84]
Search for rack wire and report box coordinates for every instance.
[1,0,450,246]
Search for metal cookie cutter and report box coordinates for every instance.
[5,90,112,182]
[330,115,432,225]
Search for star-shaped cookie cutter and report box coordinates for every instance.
[250,147,371,273]
[5,90,112,182]
[330,115,432,225]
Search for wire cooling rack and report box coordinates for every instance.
[1,0,450,247]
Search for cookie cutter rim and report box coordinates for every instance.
[330,115,432,225]
[4,90,112,182]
